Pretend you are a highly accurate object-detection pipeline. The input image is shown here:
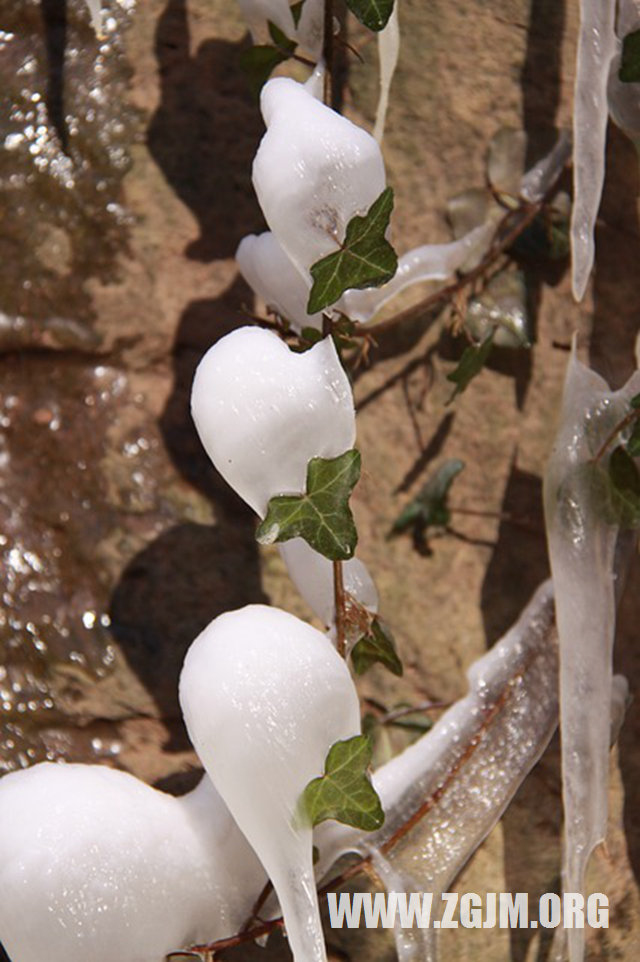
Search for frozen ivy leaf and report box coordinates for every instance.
[302,735,384,831]
[351,617,403,677]
[290,0,306,27]
[583,448,640,529]
[619,29,640,83]
[390,459,465,536]
[446,330,496,402]
[239,23,297,98]
[346,0,395,32]
[630,393,640,409]
[627,419,640,457]
[256,449,361,560]
[307,188,398,314]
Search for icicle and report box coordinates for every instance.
[0,767,265,962]
[520,129,572,203]
[180,604,362,962]
[608,0,640,137]
[304,60,327,100]
[543,345,640,962]
[278,537,378,628]
[253,78,387,281]
[373,1,401,144]
[571,0,618,300]
[296,0,325,61]
[83,0,102,35]
[314,581,560,962]
[190,327,355,517]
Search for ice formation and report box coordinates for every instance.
[236,0,297,45]
[544,346,640,962]
[179,604,362,962]
[83,0,102,34]
[373,1,401,143]
[571,0,618,300]
[190,326,355,517]
[253,78,387,281]
[312,581,560,961]
[0,765,265,962]
[607,0,640,137]
[278,537,379,628]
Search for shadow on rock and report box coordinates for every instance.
[109,277,266,750]
[147,0,264,261]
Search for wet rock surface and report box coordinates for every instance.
[0,1,639,960]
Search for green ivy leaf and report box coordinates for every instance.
[346,0,395,32]
[290,0,305,27]
[307,188,398,314]
[627,419,640,457]
[619,29,640,83]
[446,330,496,403]
[239,22,297,98]
[390,459,465,536]
[630,393,640,410]
[302,735,384,831]
[255,449,361,560]
[583,447,640,529]
[351,617,403,677]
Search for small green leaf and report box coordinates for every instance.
[446,330,495,402]
[307,188,398,314]
[619,29,640,83]
[390,459,465,536]
[583,448,640,529]
[302,735,384,831]
[351,617,403,677]
[627,419,640,457]
[630,393,640,410]
[240,45,291,98]
[290,0,305,27]
[346,0,395,32]
[256,449,361,560]
[267,20,297,51]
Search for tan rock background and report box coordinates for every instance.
[0,0,638,959]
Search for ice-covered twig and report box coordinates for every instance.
[571,0,618,300]
[543,345,640,962]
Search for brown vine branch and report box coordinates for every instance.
[592,408,640,464]
[187,648,541,957]
[333,560,347,658]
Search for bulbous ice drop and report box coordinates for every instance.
[253,78,386,281]
[191,326,355,517]
[236,232,325,331]
[0,765,266,962]
[278,537,378,628]
[179,604,362,962]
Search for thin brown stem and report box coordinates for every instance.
[592,409,640,464]
[333,560,347,658]
[323,0,334,106]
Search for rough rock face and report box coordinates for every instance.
[1,1,639,961]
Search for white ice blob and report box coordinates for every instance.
[544,345,640,962]
[0,766,265,962]
[278,537,378,627]
[253,77,386,283]
[571,0,618,300]
[236,232,325,331]
[191,326,355,517]
[179,604,362,962]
